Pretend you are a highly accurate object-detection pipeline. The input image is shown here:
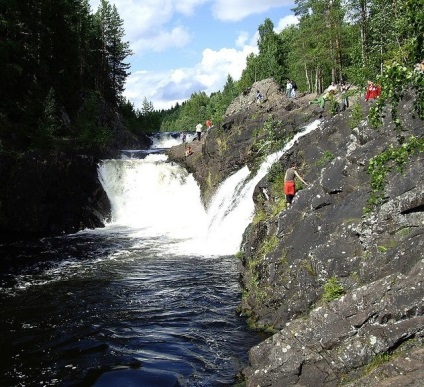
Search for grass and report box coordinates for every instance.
[322,277,345,302]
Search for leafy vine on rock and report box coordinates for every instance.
[366,136,424,209]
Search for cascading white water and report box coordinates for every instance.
[150,132,196,149]
[98,120,321,256]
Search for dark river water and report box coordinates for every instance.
[0,229,265,386]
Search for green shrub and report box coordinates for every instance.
[322,277,345,302]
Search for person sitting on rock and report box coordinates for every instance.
[185,146,193,157]
[284,162,308,206]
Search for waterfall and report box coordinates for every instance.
[98,120,321,256]
[149,132,196,149]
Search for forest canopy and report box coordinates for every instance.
[0,0,133,152]
[0,0,422,148]
[158,0,423,132]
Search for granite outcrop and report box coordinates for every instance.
[167,78,424,386]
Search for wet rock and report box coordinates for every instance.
[169,78,424,385]
[0,151,111,240]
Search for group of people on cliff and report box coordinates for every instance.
[285,79,298,99]
[179,73,387,195]
[308,78,382,111]
[195,119,212,141]
[179,119,213,157]
[179,119,213,144]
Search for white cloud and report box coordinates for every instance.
[89,0,197,51]
[88,0,295,111]
[235,31,249,48]
[124,43,258,111]
[212,0,294,22]
[175,0,209,15]
[131,26,191,53]
[275,14,299,32]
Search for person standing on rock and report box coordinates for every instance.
[290,80,297,99]
[196,123,203,141]
[285,79,292,98]
[256,90,263,103]
[180,131,186,143]
[284,162,308,206]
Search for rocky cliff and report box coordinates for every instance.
[0,130,151,241]
[168,79,424,386]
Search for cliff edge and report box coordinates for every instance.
[168,78,424,386]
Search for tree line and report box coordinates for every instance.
[0,0,133,152]
[0,0,422,147]
[158,0,423,132]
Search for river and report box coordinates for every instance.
[0,122,320,386]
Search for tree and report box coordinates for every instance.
[293,0,345,87]
[93,0,132,104]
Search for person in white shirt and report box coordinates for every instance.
[196,123,203,141]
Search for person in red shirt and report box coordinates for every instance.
[206,119,212,131]
[284,163,308,206]
[365,81,381,101]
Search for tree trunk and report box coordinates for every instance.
[305,63,311,93]
[360,0,368,66]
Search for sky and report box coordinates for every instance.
[89,0,299,111]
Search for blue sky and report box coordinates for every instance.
[89,0,298,110]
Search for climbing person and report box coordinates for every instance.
[256,90,263,103]
[195,123,202,141]
[309,82,338,108]
[284,162,308,206]
[340,82,351,111]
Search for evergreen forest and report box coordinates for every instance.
[1,0,423,153]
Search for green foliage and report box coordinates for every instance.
[316,150,335,167]
[377,245,388,253]
[348,102,364,129]
[75,92,112,150]
[322,277,345,302]
[253,116,287,158]
[238,18,288,88]
[366,136,424,209]
[252,210,267,225]
[267,161,284,182]
[364,353,392,376]
[369,62,424,133]
[35,88,59,149]
[267,162,287,214]
[0,0,132,152]
[259,235,279,256]
[329,97,340,116]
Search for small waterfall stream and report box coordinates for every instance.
[98,119,321,256]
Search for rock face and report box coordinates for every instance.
[166,79,318,203]
[0,111,151,241]
[0,151,111,240]
[167,78,424,385]
[240,98,424,385]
